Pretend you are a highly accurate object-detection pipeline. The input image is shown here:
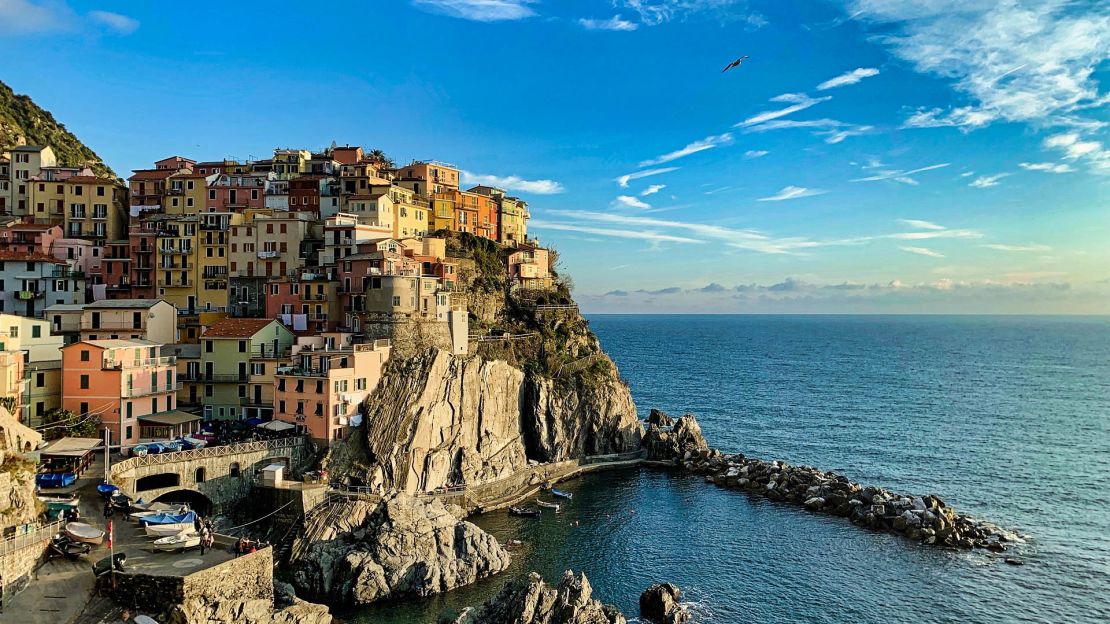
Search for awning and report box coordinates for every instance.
[138,411,201,426]
[39,437,103,457]
[243,417,263,426]
[257,420,295,432]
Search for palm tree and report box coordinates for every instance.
[367,149,394,168]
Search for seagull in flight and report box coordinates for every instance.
[722,55,749,73]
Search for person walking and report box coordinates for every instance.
[202,530,214,555]
[198,527,207,555]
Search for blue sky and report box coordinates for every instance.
[1,0,1108,313]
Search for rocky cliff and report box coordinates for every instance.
[467,571,626,624]
[330,347,641,495]
[0,80,115,177]
[292,494,510,607]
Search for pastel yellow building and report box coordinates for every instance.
[165,171,215,215]
[273,149,312,180]
[197,212,241,311]
[63,173,128,246]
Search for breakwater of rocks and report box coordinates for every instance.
[643,410,1023,555]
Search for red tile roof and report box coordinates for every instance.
[129,169,175,181]
[201,318,277,338]
[0,251,67,264]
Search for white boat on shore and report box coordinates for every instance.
[536,500,560,511]
[64,522,105,545]
[152,532,201,552]
[145,522,195,538]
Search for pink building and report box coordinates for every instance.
[0,222,61,255]
[61,339,186,446]
[207,173,269,212]
[272,335,390,444]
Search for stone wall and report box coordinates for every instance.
[0,538,47,608]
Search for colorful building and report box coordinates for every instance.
[273,335,390,444]
[0,251,84,317]
[61,339,181,446]
[396,160,460,196]
[199,318,295,421]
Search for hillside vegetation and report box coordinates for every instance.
[0,80,115,178]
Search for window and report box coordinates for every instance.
[80,402,88,415]
[32,324,41,338]
[205,340,213,353]
[126,425,133,440]
[229,462,240,478]
[195,467,206,483]
[126,402,133,419]
[392,296,401,306]
[79,374,89,389]
[238,340,247,353]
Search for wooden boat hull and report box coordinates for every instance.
[152,533,200,552]
[145,522,194,537]
[536,500,560,511]
[550,488,573,500]
[64,522,105,545]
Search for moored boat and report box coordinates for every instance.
[508,506,541,518]
[536,500,560,511]
[550,488,573,500]
[64,522,106,545]
[152,532,201,552]
[145,522,196,538]
[96,482,119,498]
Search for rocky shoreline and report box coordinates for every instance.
[643,410,1022,553]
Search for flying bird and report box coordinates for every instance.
[722,55,749,73]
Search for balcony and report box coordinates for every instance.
[257,250,280,259]
[17,290,44,300]
[203,373,251,383]
[239,397,271,407]
[160,247,193,255]
[86,322,144,330]
[122,382,182,398]
[103,356,176,369]
[155,228,180,238]
[202,267,228,279]
[105,283,132,292]
[51,268,85,279]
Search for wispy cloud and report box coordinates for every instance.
[851,1,1110,130]
[1018,162,1074,174]
[817,67,880,90]
[579,15,638,31]
[740,115,871,144]
[529,220,704,244]
[757,186,826,201]
[412,0,537,21]
[982,243,1052,252]
[969,173,1009,188]
[0,0,69,34]
[614,0,765,27]
[638,133,733,167]
[88,10,138,34]
[899,219,946,230]
[461,171,564,194]
[640,184,666,196]
[852,162,949,185]
[821,125,874,144]
[744,150,768,158]
[900,246,945,258]
[737,93,831,127]
[613,195,652,209]
[615,166,678,188]
[1042,132,1110,172]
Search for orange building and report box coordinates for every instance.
[397,161,459,196]
[431,190,497,240]
[61,339,184,446]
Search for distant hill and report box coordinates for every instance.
[0,80,115,178]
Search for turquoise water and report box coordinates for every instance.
[353,315,1110,623]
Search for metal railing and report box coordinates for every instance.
[104,356,176,369]
[0,520,62,556]
[110,436,304,480]
[121,382,182,398]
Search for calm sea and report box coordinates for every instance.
[353,315,1110,624]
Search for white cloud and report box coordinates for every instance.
[817,67,880,90]
[88,10,138,34]
[740,115,872,143]
[850,1,1110,130]
[969,173,1009,188]
[898,219,946,230]
[757,186,826,201]
[613,195,652,209]
[884,229,981,241]
[638,133,733,167]
[412,0,537,21]
[744,150,768,158]
[614,0,763,27]
[736,93,831,127]
[1018,162,1074,173]
[900,246,945,258]
[579,15,638,31]
[852,162,949,184]
[1042,132,1110,171]
[640,184,666,196]
[615,166,678,188]
[460,171,564,194]
[821,125,874,143]
[529,220,704,244]
[0,0,70,34]
[982,243,1052,252]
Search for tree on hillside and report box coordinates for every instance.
[366,149,395,168]
[40,408,101,440]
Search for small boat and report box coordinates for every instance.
[110,493,133,511]
[145,443,165,454]
[64,522,105,545]
[139,511,196,526]
[145,522,196,538]
[508,506,540,518]
[536,500,560,511]
[49,534,93,559]
[161,440,183,453]
[96,483,119,498]
[128,444,148,457]
[152,531,201,552]
[550,488,573,500]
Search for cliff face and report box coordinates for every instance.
[0,80,115,177]
[334,347,641,495]
[469,571,627,624]
[292,494,510,607]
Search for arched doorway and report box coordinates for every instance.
[152,490,213,517]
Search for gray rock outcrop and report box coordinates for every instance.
[471,570,626,624]
[168,597,332,624]
[643,413,708,462]
[292,493,510,607]
[639,583,689,624]
[332,348,642,496]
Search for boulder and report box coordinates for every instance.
[647,409,675,427]
[639,583,689,624]
[292,494,510,607]
[472,571,626,624]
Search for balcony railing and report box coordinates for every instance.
[160,247,193,255]
[202,373,251,383]
[122,382,182,398]
[257,250,280,259]
[17,290,44,300]
[85,322,144,330]
[103,356,176,369]
[51,268,85,279]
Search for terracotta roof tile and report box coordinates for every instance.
[201,318,278,338]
